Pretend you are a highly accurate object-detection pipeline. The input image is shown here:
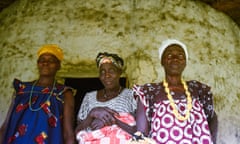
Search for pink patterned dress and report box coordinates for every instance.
[133,80,214,144]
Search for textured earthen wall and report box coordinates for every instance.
[0,0,239,143]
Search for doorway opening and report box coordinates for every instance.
[64,77,127,125]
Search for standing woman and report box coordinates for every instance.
[75,52,137,144]
[0,45,75,144]
[133,39,218,144]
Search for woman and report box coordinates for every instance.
[133,39,218,144]
[75,52,137,144]
[0,44,75,144]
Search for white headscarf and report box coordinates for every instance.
[159,39,188,63]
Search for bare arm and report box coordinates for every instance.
[63,89,75,144]
[0,93,15,143]
[136,100,149,136]
[75,111,95,133]
[209,111,218,144]
[115,117,136,135]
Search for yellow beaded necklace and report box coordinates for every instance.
[163,79,192,121]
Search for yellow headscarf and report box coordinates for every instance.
[37,44,64,61]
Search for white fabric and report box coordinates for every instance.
[159,39,188,63]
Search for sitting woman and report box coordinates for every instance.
[75,52,137,144]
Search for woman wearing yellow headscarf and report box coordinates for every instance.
[0,44,75,144]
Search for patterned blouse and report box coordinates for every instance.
[77,88,137,121]
[133,80,215,144]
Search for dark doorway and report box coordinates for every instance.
[64,77,127,126]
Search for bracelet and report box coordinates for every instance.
[128,131,156,144]
[85,127,91,131]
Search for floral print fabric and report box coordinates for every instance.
[3,79,69,144]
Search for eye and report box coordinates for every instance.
[109,69,117,74]
[178,54,185,60]
[99,70,106,75]
[167,54,172,59]
[38,59,58,64]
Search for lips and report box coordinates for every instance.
[41,67,50,71]
[170,63,180,69]
[39,67,51,73]
[104,81,112,85]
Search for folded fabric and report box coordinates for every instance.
[76,112,136,144]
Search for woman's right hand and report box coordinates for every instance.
[0,127,4,144]
[89,107,119,126]
[90,119,105,130]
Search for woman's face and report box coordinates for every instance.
[161,44,186,76]
[37,53,61,77]
[99,63,121,90]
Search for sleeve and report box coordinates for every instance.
[54,84,75,104]
[63,86,75,95]
[198,82,215,121]
[77,92,90,121]
[127,89,137,113]
[132,84,149,108]
[13,78,22,92]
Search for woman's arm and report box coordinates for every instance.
[209,111,218,144]
[63,89,75,144]
[199,82,217,144]
[0,93,15,144]
[75,111,95,133]
[115,118,136,135]
[136,100,149,136]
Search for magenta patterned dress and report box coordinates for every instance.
[133,80,214,144]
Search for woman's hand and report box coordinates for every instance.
[89,107,119,126]
[90,119,105,130]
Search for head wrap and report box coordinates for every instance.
[159,39,188,63]
[96,52,124,70]
[37,44,63,61]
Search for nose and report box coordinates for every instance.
[104,72,111,78]
[171,54,183,61]
[173,55,179,61]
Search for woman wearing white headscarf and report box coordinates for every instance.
[133,39,218,144]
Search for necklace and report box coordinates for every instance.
[29,80,56,111]
[163,79,192,121]
[103,86,122,99]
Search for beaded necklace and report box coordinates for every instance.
[163,79,192,121]
[28,80,56,111]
